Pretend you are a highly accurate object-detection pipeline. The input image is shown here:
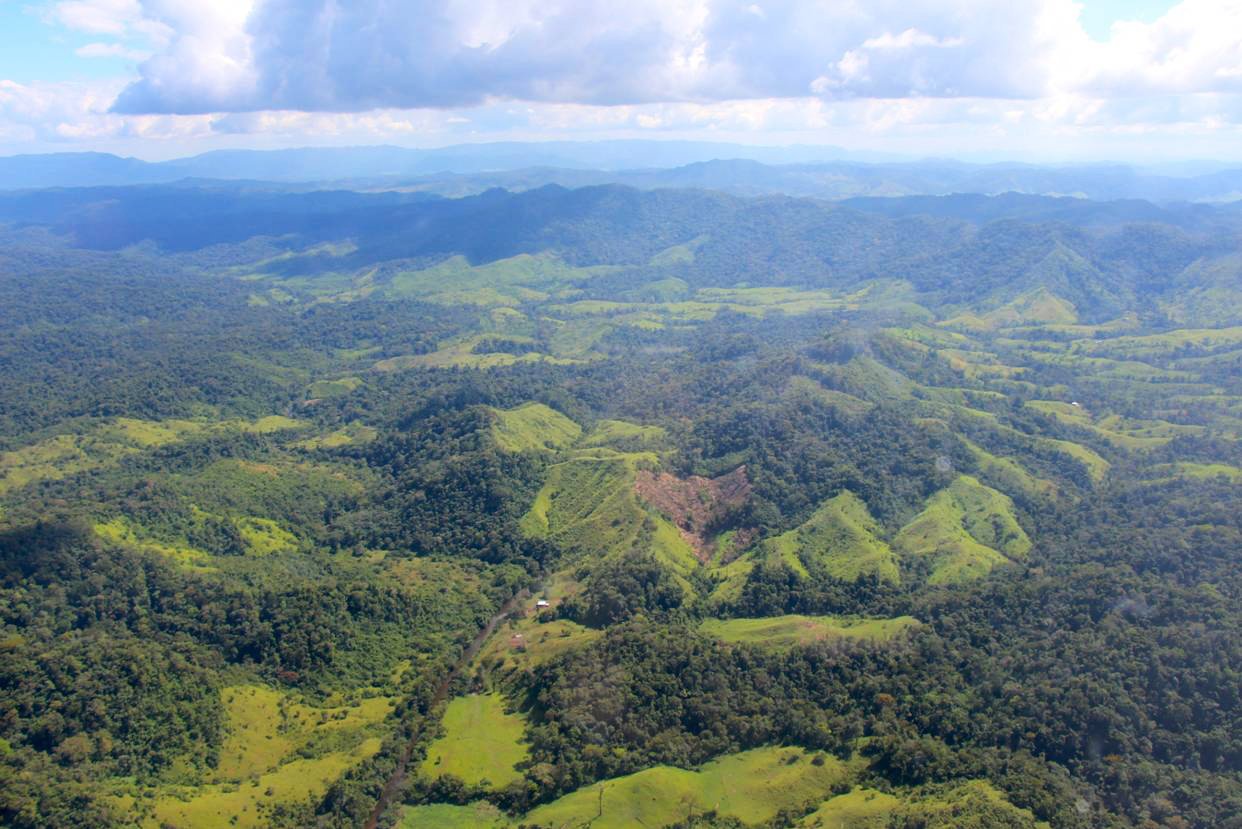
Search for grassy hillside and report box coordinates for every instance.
[699,615,919,649]
[799,781,1049,829]
[111,684,393,828]
[581,418,668,449]
[761,491,900,584]
[520,448,699,577]
[895,475,1031,585]
[522,747,852,828]
[487,402,582,453]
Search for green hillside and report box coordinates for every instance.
[487,402,582,453]
[522,747,852,829]
[520,448,699,577]
[760,491,900,583]
[895,475,1031,584]
[700,614,919,649]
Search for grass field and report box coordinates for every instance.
[94,517,215,571]
[488,402,582,453]
[236,516,299,555]
[144,738,382,829]
[419,693,529,789]
[941,287,1078,331]
[373,333,584,370]
[112,684,393,828]
[1026,400,1200,451]
[178,457,364,521]
[704,556,756,607]
[212,685,394,782]
[294,421,378,450]
[0,414,317,497]
[306,376,363,398]
[398,802,507,828]
[582,418,668,448]
[1039,437,1111,484]
[762,491,900,584]
[895,475,1030,585]
[782,376,875,417]
[798,787,902,828]
[798,781,1048,829]
[472,570,601,681]
[700,615,919,650]
[477,617,602,681]
[959,437,1059,501]
[1077,325,1242,359]
[523,747,853,828]
[387,253,619,307]
[520,448,699,579]
[1146,462,1242,483]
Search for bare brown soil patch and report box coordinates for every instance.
[634,466,753,561]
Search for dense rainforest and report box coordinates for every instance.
[0,181,1239,829]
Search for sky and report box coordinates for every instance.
[3,0,1242,162]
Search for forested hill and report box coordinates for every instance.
[2,182,1241,322]
[0,183,1240,828]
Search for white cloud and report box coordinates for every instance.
[75,42,152,60]
[1079,0,1242,95]
[5,0,1242,160]
[104,0,1079,113]
[51,0,143,35]
[57,0,1230,122]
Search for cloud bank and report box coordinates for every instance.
[4,0,1242,159]
[98,0,1242,114]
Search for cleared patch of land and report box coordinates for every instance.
[523,747,853,829]
[700,615,919,650]
[761,491,899,584]
[520,448,699,579]
[895,475,1030,585]
[419,693,529,789]
[488,402,581,453]
[113,683,392,828]
[798,781,1048,829]
[634,465,752,561]
[398,802,507,829]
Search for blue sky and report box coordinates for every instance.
[1077,0,1177,38]
[2,0,1240,162]
[0,8,139,83]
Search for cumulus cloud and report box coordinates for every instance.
[98,0,1059,113]
[6,0,1242,159]
[76,42,152,60]
[89,0,1242,117]
[1080,0,1242,95]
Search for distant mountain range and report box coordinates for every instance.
[4,142,1242,203]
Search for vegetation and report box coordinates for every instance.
[419,693,529,789]
[1,181,1240,829]
[698,614,920,649]
[487,402,582,453]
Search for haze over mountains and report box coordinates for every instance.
[5,141,1242,204]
